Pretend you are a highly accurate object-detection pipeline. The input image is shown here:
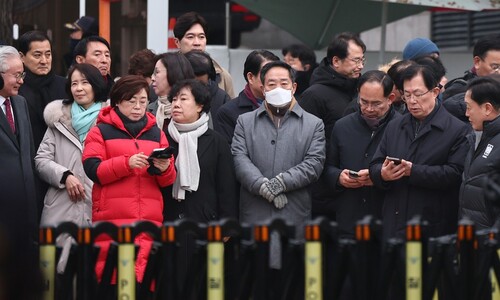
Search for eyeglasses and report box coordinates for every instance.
[359,99,384,109]
[346,57,366,66]
[402,88,434,102]
[124,99,148,107]
[490,63,500,72]
[1,71,26,81]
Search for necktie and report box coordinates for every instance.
[4,98,16,134]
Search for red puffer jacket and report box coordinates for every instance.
[83,106,176,282]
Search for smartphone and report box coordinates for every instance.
[348,170,360,178]
[386,156,402,165]
[148,147,176,160]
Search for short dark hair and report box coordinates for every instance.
[387,60,417,90]
[184,51,216,81]
[412,55,446,86]
[155,52,195,86]
[358,70,394,97]
[327,32,366,62]
[260,60,296,84]
[173,12,208,40]
[168,79,211,113]
[466,74,500,109]
[243,50,280,83]
[109,75,149,107]
[282,44,317,68]
[473,34,500,60]
[17,31,50,55]
[400,65,439,91]
[128,48,156,78]
[66,63,108,103]
[73,36,111,58]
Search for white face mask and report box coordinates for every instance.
[265,87,292,107]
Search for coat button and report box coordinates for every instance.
[362,198,366,203]
[271,140,276,145]
[395,211,399,215]
[364,153,369,158]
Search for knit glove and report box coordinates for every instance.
[273,193,288,209]
[265,174,286,195]
[259,178,275,202]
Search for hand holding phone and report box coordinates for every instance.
[386,156,402,165]
[348,170,360,178]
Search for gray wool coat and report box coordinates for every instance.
[231,102,326,237]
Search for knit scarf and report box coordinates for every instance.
[167,113,209,201]
[156,95,172,129]
[71,102,102,142]
[243,83,263,108]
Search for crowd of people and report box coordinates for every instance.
[1,10,500,299]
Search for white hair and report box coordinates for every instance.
[0,46,21,73]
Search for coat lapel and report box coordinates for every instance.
[0,100,19,147]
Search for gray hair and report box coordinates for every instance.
[0,46,21,73]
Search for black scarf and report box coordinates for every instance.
[24,69,57,107]
[114,107,147,138]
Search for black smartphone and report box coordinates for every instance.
[386,156,402,165]
[148,146,176,160]
[348,170,360,178]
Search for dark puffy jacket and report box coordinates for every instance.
[83,106,176,282]
[299,57,357,142]
[459,116,500,230]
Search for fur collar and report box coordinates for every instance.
[43,100,109,129]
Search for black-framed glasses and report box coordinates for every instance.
[402,88,434,102]
[1,71,26,81]
[346,57,366,66]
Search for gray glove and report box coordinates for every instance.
[273,193,288,209]
[259,178,275,202]
[264,175,286,196]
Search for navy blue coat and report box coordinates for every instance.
[370,105,469,239]
[325,108,400,237]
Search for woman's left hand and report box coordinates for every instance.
[152,157,170,173]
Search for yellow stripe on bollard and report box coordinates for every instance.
[118,226,135,300]
[40,244,56,300]
[406,241,422,300]
[492,249,500,300]
[305,241,322,300]
[207,242,224,300]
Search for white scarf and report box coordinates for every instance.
[156,96,172,129]
[167,113,209,200]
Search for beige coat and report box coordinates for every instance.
[213,59,235,98]
[35,99,106,272]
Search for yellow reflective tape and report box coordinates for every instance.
[305,241,322,300]
[40,245,56,300]
[492,249,500,300]
[207,242,224,300]
[118,244,136,300]
[406,241,422,300]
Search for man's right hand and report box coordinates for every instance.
[338,169,363,188]
[381,157,406,181]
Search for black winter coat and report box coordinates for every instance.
[325,108,400,237]
[214,89,258,144]
[163,129,239,223]
[299,57,357,142]
[370,105,469,239]
[459,116,500,230]
[207,79,231,131]
[18,71,67,149]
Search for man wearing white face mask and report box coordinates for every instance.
[232,61,326,269]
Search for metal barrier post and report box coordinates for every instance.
[40,226,56,300]
[406,216,424,300]
[304,220,325,300]
[457,219,475,300]
[355,215,381,300]
[207,223,224,300]
[117,225,136,300]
